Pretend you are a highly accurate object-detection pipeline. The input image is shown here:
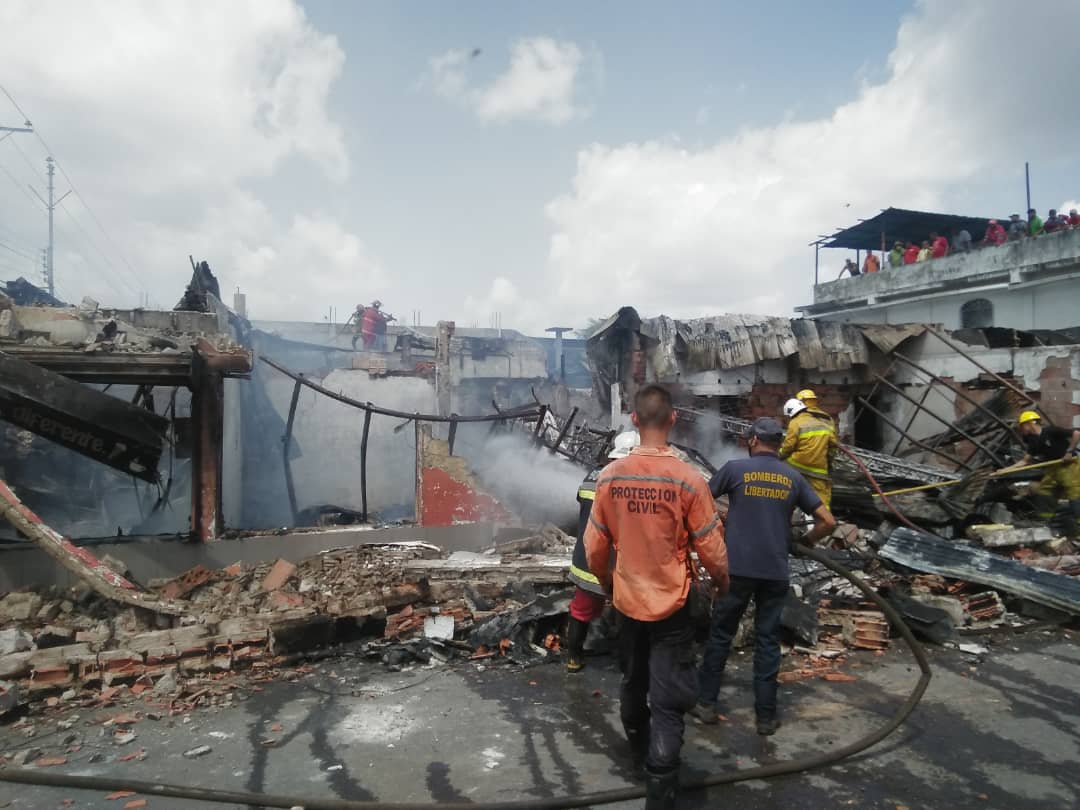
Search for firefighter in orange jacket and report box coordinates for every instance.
[584,384,729,810]
[779,389,838,507]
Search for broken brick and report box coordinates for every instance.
[161,564,214,600]
[34,756,68,767]
[822,672,858,683]
[269,591,304,611]
[261,559,297,592]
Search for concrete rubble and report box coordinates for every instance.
[0,527,580,714]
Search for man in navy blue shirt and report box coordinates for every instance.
[693,417,836,735]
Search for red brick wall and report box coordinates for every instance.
[744,384,854,421]
[1038,357,1080,427]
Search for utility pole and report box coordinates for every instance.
[31,157,71,298]
[1025,161,1031,214]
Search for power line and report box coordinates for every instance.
[0,84,145,299]
[0,148,42,209]
[54,201,140,300]
[2,133,138,301]
[0,240,37,262]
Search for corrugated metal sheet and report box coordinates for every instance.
[641,314,870,373]
[643,314,800,373]
[879,528,1080,615]
[792,319,870,371]
[857,324,928,354]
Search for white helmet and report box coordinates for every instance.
[783,398,807,419]
[608,430,640,459]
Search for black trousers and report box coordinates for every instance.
[618,603,697,773]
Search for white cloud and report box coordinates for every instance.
[0,0,374,318]
[542,1,1080,327]
[429,37,589,125]
[462,276,526,330]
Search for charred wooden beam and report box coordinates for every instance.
[0,351,167,480]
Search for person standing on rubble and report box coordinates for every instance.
[342,304,366,350]
[566,429,640,673]
[779,389,838,508]
[361,300,395,351]
[693,417,837,735]
[1005,411,1080,527]
[584,384,729,810]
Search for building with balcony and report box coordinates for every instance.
[797,208,1080,331]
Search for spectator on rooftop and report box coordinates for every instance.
[888,241,905,268]
[903,241,920,264]
[952,228,973,253]
[1028,208,1044,236]
[930,232,949,258]
[840,258,859,278]
[916,240,932,262]
[862,252,880,274]
[1007,214,1027,241]
[1044,209,1065,234]
[982,219,1007,247]
[1070,209,1080,228]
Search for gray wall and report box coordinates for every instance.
[260,370,435,521]
[820,275,1080,330]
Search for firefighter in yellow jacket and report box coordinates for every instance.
[779,389,838,508]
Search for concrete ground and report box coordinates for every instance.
[2,629,1080,810]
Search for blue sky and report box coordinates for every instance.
[2,1,1079,331]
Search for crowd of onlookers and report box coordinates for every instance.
[841,206,1080,278]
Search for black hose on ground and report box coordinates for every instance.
[0,467,932,808]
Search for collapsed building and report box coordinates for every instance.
[2,219,1080,721]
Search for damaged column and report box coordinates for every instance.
[190,338,251,542]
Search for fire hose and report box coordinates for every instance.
[0,452,932,808]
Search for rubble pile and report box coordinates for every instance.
[0,297,241,355]
[0,530,578,715]
[787,518,1079,644]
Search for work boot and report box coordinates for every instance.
[756,715,781,736]
[689,701,720,725]
[644,767,679,810]
[565,617,588,673]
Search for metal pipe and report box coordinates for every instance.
[1025,161,1031,214]
[261,355,540,425]
[531,404,549,447]
[855,396,972,470]
[447,417,459,456]
[925,328,1047,420]
[873,374,1005,466]
[549,407,578,454]
[890,380,934,456]
[873,457,1066,497]
[360,409,372,523]
[283,378,302,525]
[852,357,896,428]
[890,351,1018,435]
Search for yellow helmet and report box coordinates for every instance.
[1017,410,1041,425]
[796,389,818,402]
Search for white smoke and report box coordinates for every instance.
[456,426,587,530]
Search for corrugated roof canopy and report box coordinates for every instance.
[822,207,999,251]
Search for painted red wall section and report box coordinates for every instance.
[418,467,514,527]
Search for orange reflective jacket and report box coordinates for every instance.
[583,446,729,622]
